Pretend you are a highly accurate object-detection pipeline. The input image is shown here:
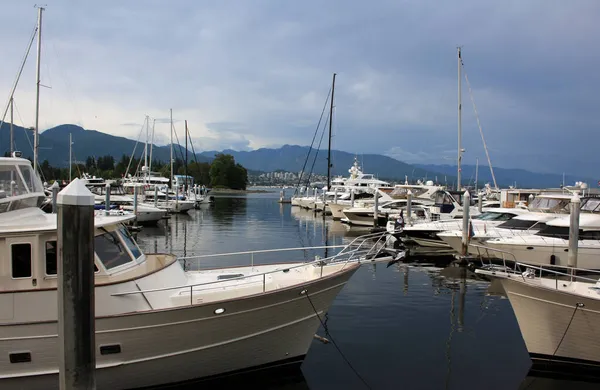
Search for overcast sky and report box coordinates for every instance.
[1,1,598,176]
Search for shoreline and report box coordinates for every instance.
[210,188,272,194]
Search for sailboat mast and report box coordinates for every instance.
[184,120,188,192]
[149,119,155,178]
[475,157,478,192]
[144,115,149,172]
[170,108,174,188]
[327,73,336,191]
[69,133,72,182]
[9,98,13,155]
[33,6,44,174]
[457,46,462,191]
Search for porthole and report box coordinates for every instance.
[214,308,225,315]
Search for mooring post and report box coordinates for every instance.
[568,193,580,269]
[133,185,139,226]
[154,185,158,208]
[373,191,379,227]
[461,191,471,256]
[334,187,338,204]
[406,190,413,226]
[477,193,482,213]
[57,178,96,390]
[350,188,355,208]
[528,193,534,206]
[104,182,110,216]
[280,190,284,203]
[51,181,60,213]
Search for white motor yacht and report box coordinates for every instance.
[481,213,600,269]
[476,261,600,370]
[0,157,382,389]
[398,208,530,248]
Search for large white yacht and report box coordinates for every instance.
[399,208,530,248]
[0,157,378,389]
[293,158,390,213]
[481,212,600,269]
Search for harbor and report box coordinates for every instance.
[1,2,600,389]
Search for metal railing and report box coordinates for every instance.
[472,243,600,289]
[111,231,390,305]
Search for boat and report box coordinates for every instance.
[398,208,530,248]
[476,258,600,371]
[81,174,166,225]
[436,212,558,255]
[0,157,388,389]
[481,213,600,269]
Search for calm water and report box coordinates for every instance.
[135,189,592,390]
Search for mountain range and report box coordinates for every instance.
[0,123,593,188]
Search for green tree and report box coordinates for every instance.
[209,153,247,190]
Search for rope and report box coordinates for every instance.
[461,60,498,190]
[294,87,331,196]
[124,118,148,178]
[552,302,583,357]
[523,302,583,390]
[305,110,330,188]
[305,292,372,390]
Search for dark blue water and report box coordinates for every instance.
[135,189,592,389]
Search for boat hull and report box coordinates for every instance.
[500,278,600,366]
[329,203,348,220]
[0,263,358,389]
[483,241,600,269]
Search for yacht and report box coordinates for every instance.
[398,208,530,248]
[292,158,390,213]
[481,213,600,269]
[437,212,557,255]
[0,157,382,389]
[476,260,600,370]
[173,175,214,207]
[342,198,433,227]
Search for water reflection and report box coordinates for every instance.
[134,190,600,389]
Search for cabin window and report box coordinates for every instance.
[118,226,142,260]
[12,243,32,278]
[95,231,133,270]
[45,241,57,275]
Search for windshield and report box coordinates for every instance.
[118,226,142,260]
[536,225,570,239]
[474,212,515,221]
[19,164,44,193]
[498,219,544,230]
[528,197,570,213]
[95,230,134,270]
[581,198,600,213]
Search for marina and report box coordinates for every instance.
[1,2,599,389]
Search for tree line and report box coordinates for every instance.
[36,153,248,190]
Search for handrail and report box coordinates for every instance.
[112,231,389,298]
[178,245,348,260]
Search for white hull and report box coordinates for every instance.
[341,211,388,227]
[500,278,600,365]
[484,241,600,269]
[121,205,166,224]
[0,262,358,389]
[329,203,348,220]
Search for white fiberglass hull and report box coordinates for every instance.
[0,262,359,390]
[121,205,166,224]
[500,278,600,366]
[329,203,348,220]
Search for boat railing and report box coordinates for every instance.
[471,243,600,287]
[111,231,390,304]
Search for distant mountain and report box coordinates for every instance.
[414,163,597,189]
[0,122,588,188]
[199,145,444,181]
[0,123,210,167]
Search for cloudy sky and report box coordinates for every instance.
[1,1,599,176]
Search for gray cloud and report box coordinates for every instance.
[1,0,598,176]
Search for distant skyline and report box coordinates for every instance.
[1,1,599,177]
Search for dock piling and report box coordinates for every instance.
[104,183,110,216]
[407,190,412,225]
[568,193,581,268]
[57,178,96,390]
[373,191,379,227]
[51,181,60,213]
[133,185,139,226]
[461,191,471,256]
